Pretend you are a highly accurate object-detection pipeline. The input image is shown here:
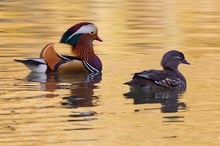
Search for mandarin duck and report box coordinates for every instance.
[14,22,102,73]
[125,50,190,91]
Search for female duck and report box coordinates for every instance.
[14,22,102,73]
[125,50,190,91]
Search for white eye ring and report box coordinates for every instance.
[173,55,182,59]
[90,31,94,35]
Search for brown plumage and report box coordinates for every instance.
[125,50,190,92]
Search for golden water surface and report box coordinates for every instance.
[1,0,220,146]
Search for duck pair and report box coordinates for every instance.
[14,22,190,91]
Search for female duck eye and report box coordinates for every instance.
[178,55,182,58]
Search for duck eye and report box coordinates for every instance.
[90,31,94,35]
[178,55,182,58]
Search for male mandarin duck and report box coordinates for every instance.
[14,22,102,73]
[125,50,190,91]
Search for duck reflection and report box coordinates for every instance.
[123,88,187,113]
[26,72,102,107]
[62,73,102,108]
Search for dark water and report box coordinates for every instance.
[1,0,220,146]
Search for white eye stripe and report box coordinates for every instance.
[65,24,97,42]
[173,56,182,59]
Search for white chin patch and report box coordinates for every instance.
[65,24,97,42]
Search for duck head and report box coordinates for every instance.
[161,50,190,71]
[60,22,102,45]
[60,22,102,61]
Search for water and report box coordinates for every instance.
[1,0,220,145]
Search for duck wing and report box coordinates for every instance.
[133,70,182,88]
[39,43,87,73]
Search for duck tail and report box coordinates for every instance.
[14,58,47,72]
